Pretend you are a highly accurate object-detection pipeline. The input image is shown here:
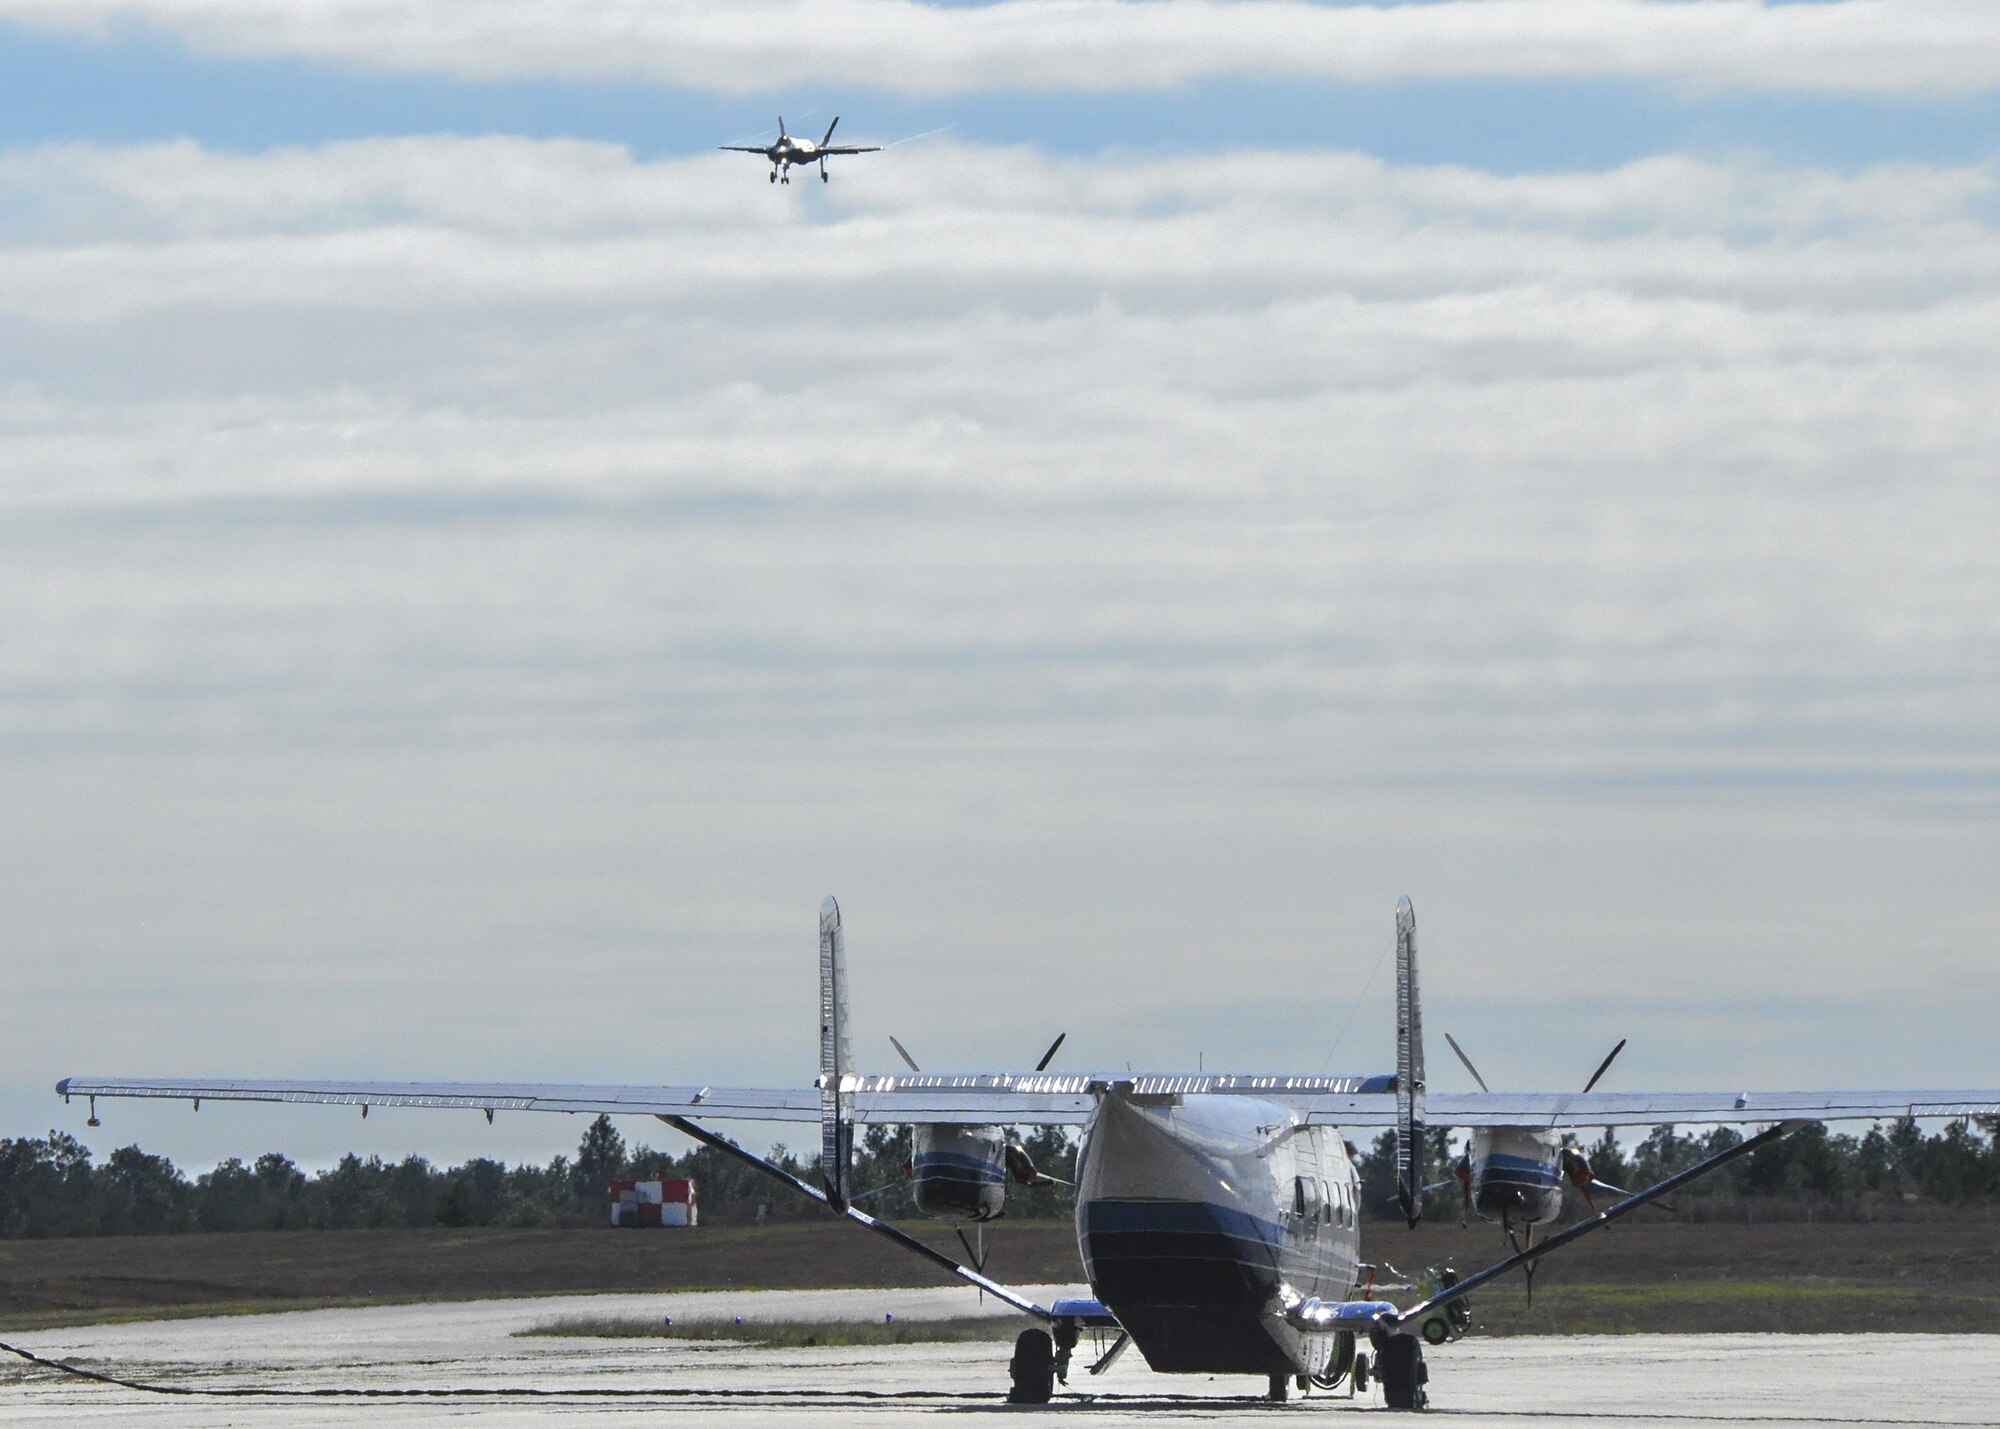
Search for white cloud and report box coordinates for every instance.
[3,135,1997,1162]
[5,0,2000,98]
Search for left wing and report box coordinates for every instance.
[57,1076,820,1123]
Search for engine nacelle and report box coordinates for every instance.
[910,1124,1008,1221]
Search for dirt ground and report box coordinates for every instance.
[1,1215,1995,1333]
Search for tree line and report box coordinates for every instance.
[2,1115,1994,1239]
[1357,1117,2000,1222]
[0,1118,1078,1238]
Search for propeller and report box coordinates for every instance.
[1005,1140,1071,1188]
[955,1224,988,1274]
[886,1031,1066,1075]
[1559,1141,1675,1215]
[1443,1033,1490,1093]
[821,116,840,146]
[1580,1038,1627,1095]
[777,115,786,138]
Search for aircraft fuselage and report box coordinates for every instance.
[1076,1091,1362,1379]
[1466,1125,1564,1226]
[910,1123,1008,1221]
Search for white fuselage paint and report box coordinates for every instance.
[910,1123,1007,1222]
[1466,1126,1565,1227]
[1074,1091,1363,1379]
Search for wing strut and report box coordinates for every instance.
[659,1113,1055,1320]
[1388,1120,1799,1327]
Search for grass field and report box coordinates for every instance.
[2,1215,1995,1335]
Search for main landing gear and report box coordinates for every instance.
[1009,1328,1056,1404]
[1372,1331,1430,1410]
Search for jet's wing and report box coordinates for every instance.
[719,146,773,153]
[57,1070,1401,1129]
[56,1076,820,1123]
[846,1071,1397,1127]
[1424,1088,2000,1129]
[819,146,882,155]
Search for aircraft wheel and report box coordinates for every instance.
[1352,1350,1370,1393]
[821,170,828,183]
[769,172,776,183]
[1266,1373,1289,1402]
[1007,1328,1055,1404]
[1377,1334,1429,1410]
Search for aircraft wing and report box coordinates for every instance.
[719,146,772,153]
[56,1070,1397,1129]
[1424,1088,2000,1129]
[57,1076,821,1123]
[820,146,882,155]
[846,1071,1398,1127]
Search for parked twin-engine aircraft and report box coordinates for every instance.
[58,896,2000,1407]
[722,116,879,184]
[1431,1032,1650,1303]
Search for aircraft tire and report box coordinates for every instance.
[1353,1351,1370,1393]
[1377,1334,1429,1410]
[1007,1328,1056,1404]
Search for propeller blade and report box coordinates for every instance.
[889,1035,921,1073]
[777,115,786,138]
[1592,1179,1675,1212]
[955,1226,987,1273]
[1444,1033,1491,1093]
[821,115,840,146]
[1580,1038,1628,1095]
[1035,1032,1067,1072]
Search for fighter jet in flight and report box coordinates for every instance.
[723,116,880,184]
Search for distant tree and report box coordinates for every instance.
[94,1145,194,1235]
[572,1116,627,1211]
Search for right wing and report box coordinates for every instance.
[1424,1088,2000,1129]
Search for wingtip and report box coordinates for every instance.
[55,1077,71,1096]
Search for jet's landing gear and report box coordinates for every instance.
[1008,1328,1055,1404]
[769,170,777,184]
[1373,1333,1429,1410]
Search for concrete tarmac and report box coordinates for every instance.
[4,1286,1996,1425]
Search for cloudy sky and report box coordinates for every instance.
[4,1,1998,1173]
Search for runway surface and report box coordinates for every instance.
[4,1285,1995,1425]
